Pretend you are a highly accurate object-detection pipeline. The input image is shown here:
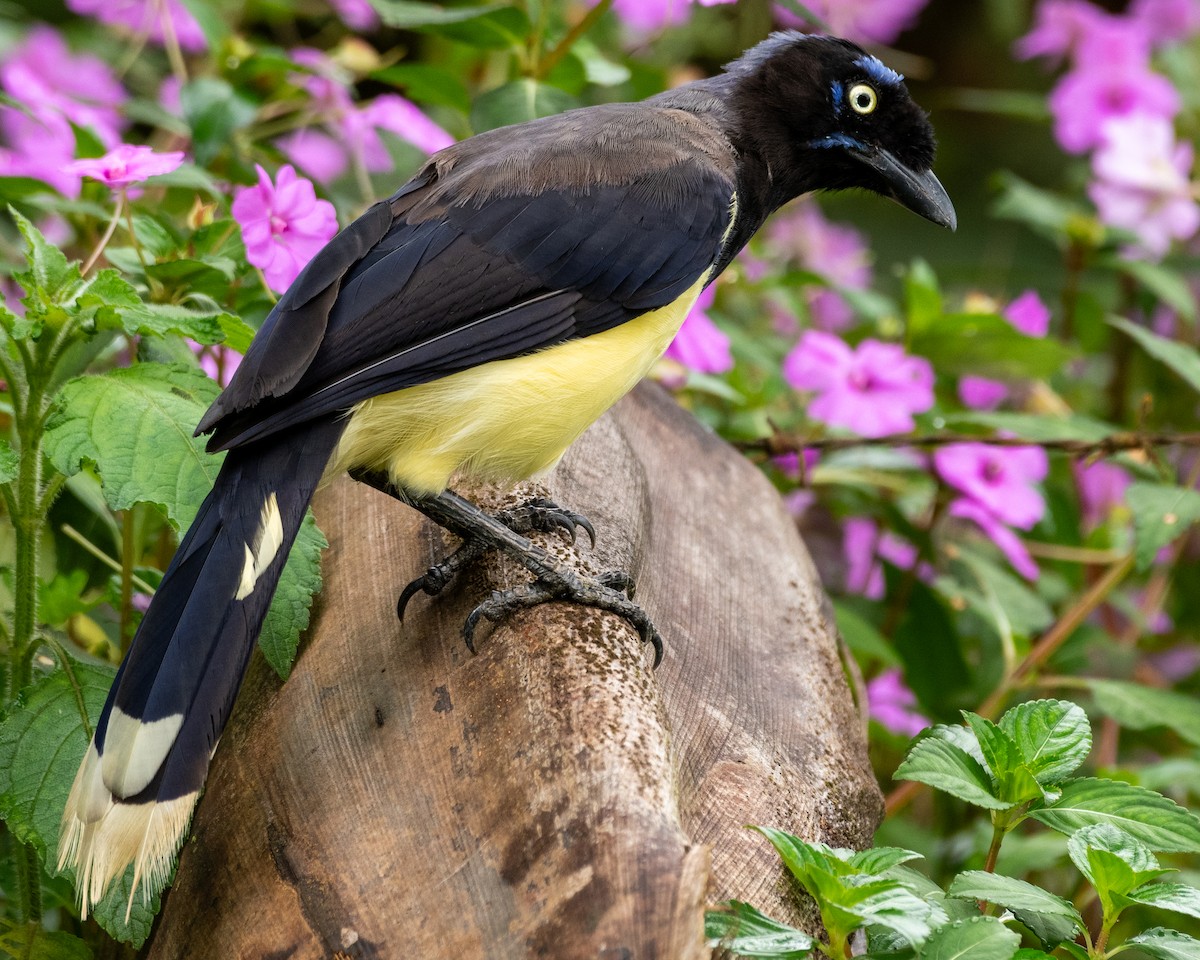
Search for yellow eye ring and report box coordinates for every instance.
[848,83,877,115]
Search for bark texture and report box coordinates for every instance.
[147,383,882,960]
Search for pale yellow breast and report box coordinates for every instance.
[326,275,708,495]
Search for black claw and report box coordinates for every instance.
[397,576,428,621]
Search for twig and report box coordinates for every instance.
[535,0,613,80]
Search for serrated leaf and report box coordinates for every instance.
[1126,482,1200,571]
[1110,316,1200,393]
[1030,778,1200,852]
[753,826,846,885]
[1085,679,1200,748]
[10,206,78,304]
[705,902,815,958]
[962,714,1022,786]
[998,700,1091,785]
[1130,883,1200,920]
[848,882,936,947]
[257,511,326,678]
[0,922,94,960]
[87,868,162,949]
[43,363,223,528]
[0,660,115,857]
[895,733,1010,810]
[0,438,17,483]
[1128,928,1200,960]
[918,915,1020,960]
[947,871,1083,947]
[99,301,231,345]
[848,847,924,875]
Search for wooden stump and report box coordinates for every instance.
[147,383,882,959]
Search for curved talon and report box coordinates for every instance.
[397,576,428,621]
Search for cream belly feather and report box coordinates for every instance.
[326,275,709,495]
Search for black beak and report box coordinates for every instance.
[854,146,957,231]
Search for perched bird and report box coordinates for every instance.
[58,32,954,917]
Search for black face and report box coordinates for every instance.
[727,34,956,230]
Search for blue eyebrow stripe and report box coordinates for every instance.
[831,81,845,114]
[808,133,865,151]
[855,55,904,86]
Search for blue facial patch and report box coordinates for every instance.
[855,55,904,87]
[831,81,845,115]
[808,133,865,151]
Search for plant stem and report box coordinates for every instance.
[82,194,125,276]
[983,821,1005,874]
[535,0,612,80]
[119,508,136,651]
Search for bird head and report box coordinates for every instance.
[724,33,956,230]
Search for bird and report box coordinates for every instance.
[58,31,955,918]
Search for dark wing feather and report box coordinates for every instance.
[200,103,737,452]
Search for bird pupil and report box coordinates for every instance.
[857,94,870,107]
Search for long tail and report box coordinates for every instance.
[57,417,344,919]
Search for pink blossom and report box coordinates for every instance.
[1004,290,1051,337]
[277,128,349,182]
[843,518,922,600]
[365,94,455,155]
[0,110,81,197]
[1147,643,1198,680]
[1074,460,1130,529]
[934,442,1048,530]
[767,201,871,331]
[233,165,339,294]
[328,0,379,30]
[948,498,1040,581]
[65,144,184,188]
[600,0,691,31]
[191,341,242,387]
[1088,114,1200,260]
[1048,29,1179,154]
[1130,0,1200,45]
[774,0,930,44]
[67,0,207,51]
[959,376,1009,411]
[1016,0,1111,62]
[665,285,732,374]
[784,331,934,438]
[867,670,930,737]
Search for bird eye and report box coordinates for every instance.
[849,83,877,115]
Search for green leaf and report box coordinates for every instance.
[1127,928,1200,960]
[910,313,1073,381]
[1126,482,1200,571]
[904,259,943,333]
[257,511,326,679]
[1085,679,1200,748]
[0,438,17,483]
[217,313,255,354]
[1110,316,1200,393]
[917,916,1020,960]
[1068,824,1164,920]
[998,700,1091,785]
[1029,778,1200,853]
[946,872,1084,947]
[963,713,1044,805]
[943,412,1115,444]
[1130,883,1200,921]
[99,300,234,346]
[44,363,223,528]
[0,922,94,960]
[833,601,901,666]
[367,0,507,26]
[370,63,471,112]
[895,733,1010,810]
[180,78,257,166]
[470,80,575,132]
[1105,258,1198,325]
[848,847,924,874]
[10,206,78,306]
[0,659,115,858]
[991,172,1088,242]
[705,902,815,958]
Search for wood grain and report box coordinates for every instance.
[147,383,882,959]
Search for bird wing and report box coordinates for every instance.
[200,102,738,451]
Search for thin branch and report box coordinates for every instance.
[60,523,157,595]
[534,0,613,80]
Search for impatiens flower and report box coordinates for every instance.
[774,0,931,44]
[1004,290,1051,337]
[958,376,1008,411]
[867,670,930,737]
[767,202,871,330]
[784,331,934,438]
[233,165,339,294]
[67,0,207,51]
[1130,0,1200,45]
[934,442,1048,529]
[328,0,379,30]
[948,498,1040,581]
[364,94,455,155]
[843,518,923,600]
[1074,460,1130,529]
[191,341,242,387]
[1015,0,1111,62]
[277,128,350,183]
[665,285,733,374]
[1088,114,1200,260]
[65,144,185,188]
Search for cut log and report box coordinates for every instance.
[147,383,882,959]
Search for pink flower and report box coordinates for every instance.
[0,110,81,197]
[277,128,349,182]
[843,518,923,600]
[233,164,339,294]
[364,94,455,155]
[934,442,1048,529]
[1130,0,1200,45]
[67,0,207,51]
[774,0,930,44]
[665,285,732,374]
[328,0,379,30]
[601,0,691,31]
[1047,27,1180,154]
[767,201,871,331]
[65,144,184,188]
[867,670,930,737]
[191,341,242,387]
[1088,114,1200,260]
[959,376,1008,411]
[784,331,934,438]
[1074,460,1130,529]
[948,498,1040,581]
[1004,290,1051,337]
[1016,0,1111,62]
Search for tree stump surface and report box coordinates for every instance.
[147,383,882,960]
